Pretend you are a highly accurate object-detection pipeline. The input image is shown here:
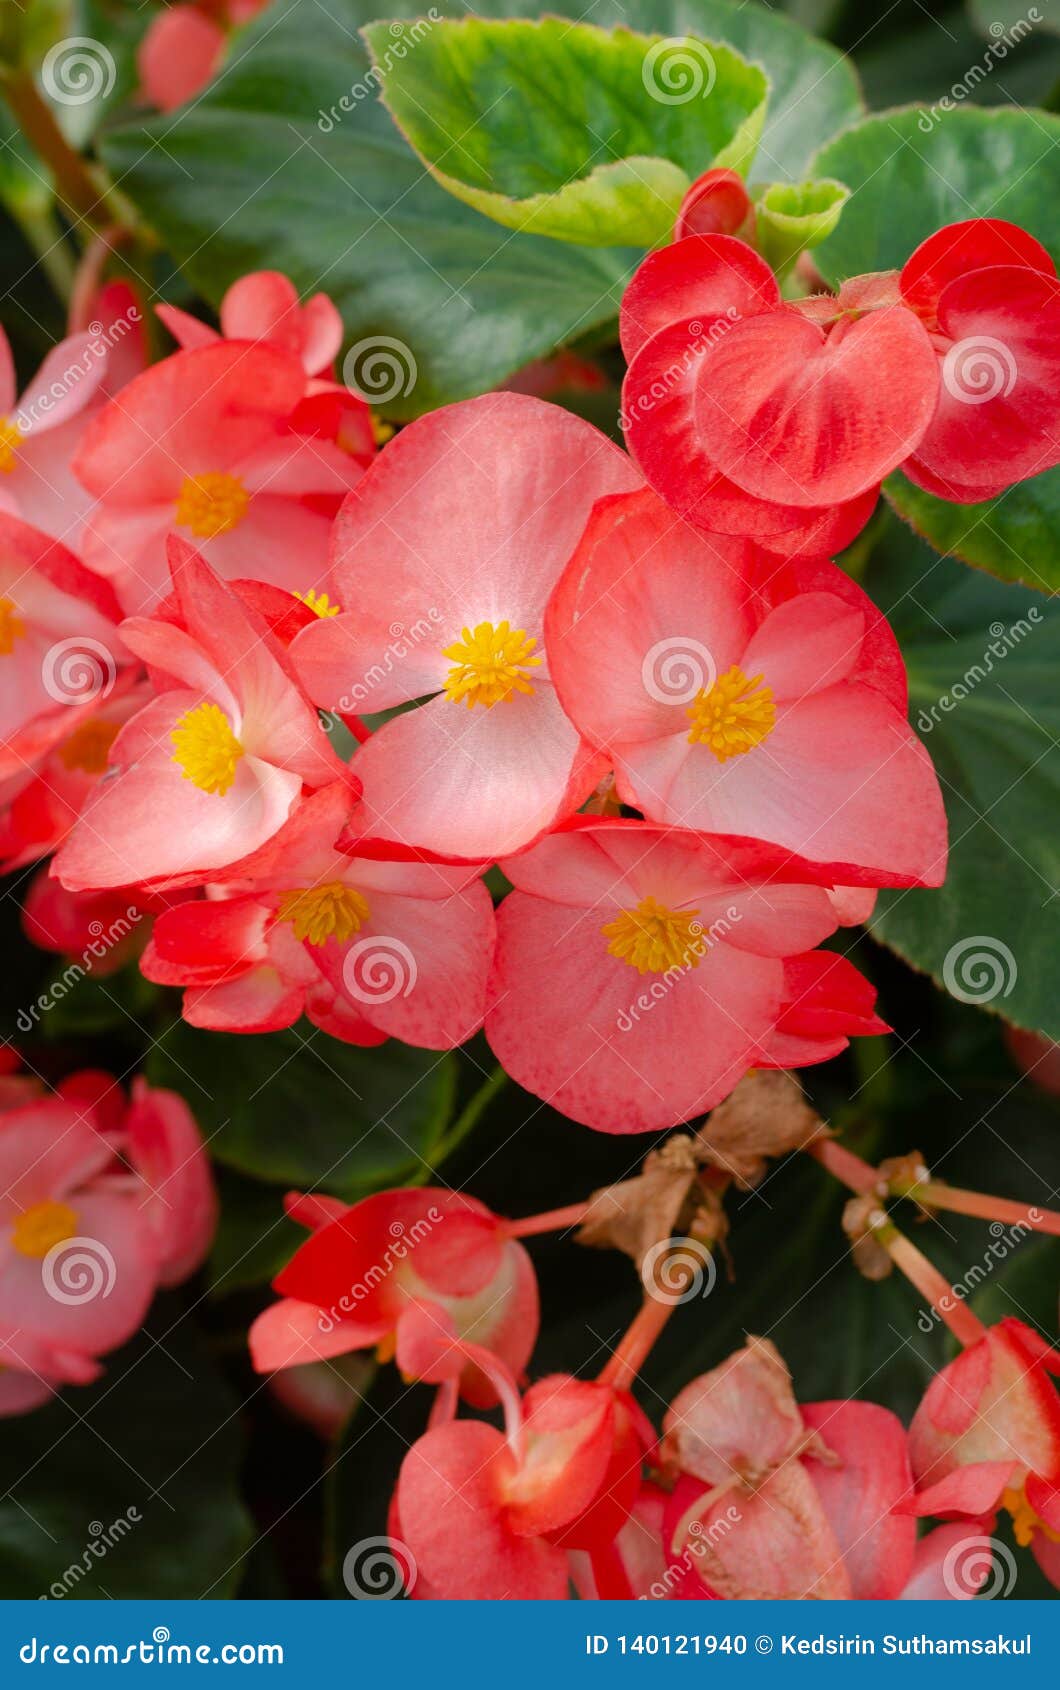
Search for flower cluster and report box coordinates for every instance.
[40,225,1060,1132]
[254,1194,1040,1601]
[0,1067,215,1415]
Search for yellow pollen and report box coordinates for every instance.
[59,718,120,776]
[0,416,22,472]
[175,471,249,539]
[442,620,541,709]
[1003,1485,1060,1549]
[12,1200,78,1259]
[276,881,370,946]
[687,665,775,761]
[171,701,244,795]
[602,896,705,975]
[295,589,341,619]
[0,595,26,655]
[371,415,394,447]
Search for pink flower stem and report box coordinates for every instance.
[506,1201,591,1239]
[914,1182,1060,1237]
[805,1137,988,1348]
[884,1230,990,1347]
[805,1136,880,1194]
[598,1293,677,1393]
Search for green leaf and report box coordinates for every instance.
[754,176,849,276]
[101,0,862,413]
[145,1021,457,1198]
[863,515,1060,1039]
[600,0,862,182]
[100,0,641,417]
[207,1168,303,1294]
[0,1314,252,1597]
[885,466,1060,594]
[363,17,768,247]
[812,104,1060,282]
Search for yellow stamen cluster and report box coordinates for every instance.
[171,701,244,795]
[175,471,249,539]
[12,1200,78,1259]
[687,665,775,761]
[0,595,26,655]
[602,896,705,975]
[295,589,341,619]
[0,416,22,473]
[59,718,120,776]
[1003,1484,1060,1549]
[442,620,541,709]
[276,881,370,946]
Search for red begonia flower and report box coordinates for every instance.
[899,218,1060,499]
[621,235,938,554]
[673,169,752,242]
[157,269,345,381]
[249,1188,538,1409]
[906,1316,1060,1589]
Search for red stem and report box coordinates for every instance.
[917,1183,1060,1238]
[598,1294,677,1392]
[506,1201,590,1239]
[885,1231,989,1347]
[805,1138,988,1348]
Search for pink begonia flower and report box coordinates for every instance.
[0,683,149,872]
[484,818,886,1134]
[0,1077,215,1416]
[142,782,494,1048]
[138,6,227,112]
[157,270,344,380]
[391,1367,651,1599]
[72,340,368,613]
[20,874,148,982]
[0,321,124,547]
[546,487,947,887]
[291,392,641,860]
[905,1317,1060,1590]
[250,1188,538,1410]
[137,1,270,112]
[654,1336,984,1600]
[0,512,130,785]
[54,539,349,892]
